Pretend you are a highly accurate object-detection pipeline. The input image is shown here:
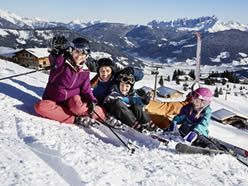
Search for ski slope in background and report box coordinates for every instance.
[0,59,248,186]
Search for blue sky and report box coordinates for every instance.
[2,0,247,25]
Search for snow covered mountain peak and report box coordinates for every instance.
[0,9,23,23]
[0,9,107,30]
[0,9,55,29]
[147,15,248,32]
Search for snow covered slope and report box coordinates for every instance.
[0,59,248,185]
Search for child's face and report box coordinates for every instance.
[193,98,202,109]
[72,50,88,65]
[119,82,131,95]
[99,66,112,82]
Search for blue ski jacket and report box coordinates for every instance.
[172,103,211,137]
[103,84,145,107]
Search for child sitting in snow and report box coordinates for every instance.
[34,36,106,126]
[169,87,217,150]
[103,68,156,132]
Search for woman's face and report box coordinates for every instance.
[99,66,112,82]
[71,50,88,65]
[119,82,131,95]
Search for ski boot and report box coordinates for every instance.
[74,116,95,127]
[104,114,122,127]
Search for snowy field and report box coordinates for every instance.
[0,59,248,186]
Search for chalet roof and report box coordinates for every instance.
[212,108,248,121]
[157,86,183,97]
[20,48,50,58]
[0,47,21,57]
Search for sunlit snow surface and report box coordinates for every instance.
[0,59,248,186]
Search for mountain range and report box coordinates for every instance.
[1,9,248,76]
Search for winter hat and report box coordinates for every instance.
[96,58,114,75]
[69,37,91,55]
[119,67,134,77]
[117,67,135,88]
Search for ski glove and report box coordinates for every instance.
[88,101,97,117]
[185,131,198,143]
[51,36,67,56]
[136,88,150,105]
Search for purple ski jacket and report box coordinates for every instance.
[42,54,97,103]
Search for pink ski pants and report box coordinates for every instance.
[34,95,106,124]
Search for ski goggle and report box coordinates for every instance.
[71,43,91,55]
[192,92,201,99]
[119,74,135,85]
[192,91,211,102]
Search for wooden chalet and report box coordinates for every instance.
[157,86,184,99]
[212,108,248,129]
[15,48,50,69]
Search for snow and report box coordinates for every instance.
[0,59,248,185]
[148,16,248,32]
[25,48,50,58]
[0,29,9,37]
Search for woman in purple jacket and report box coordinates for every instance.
[34,36,106,126]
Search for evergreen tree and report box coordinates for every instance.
[219,88,223,95]
[214,87,219,97]
[176,77,180,85]
[172,70,177,80]
[188,70,195,80]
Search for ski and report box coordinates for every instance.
[175,143,223,155]
[77,118,138,153]
[209,137,248,157]
[176,142,248,167]
[91,120,138,153]
[83,118,169,152]
[112,123,170,146]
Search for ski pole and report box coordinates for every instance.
[93,110,136,154]
[0,65,57,81]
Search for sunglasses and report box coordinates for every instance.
[119,74,135,84]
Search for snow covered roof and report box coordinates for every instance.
[157,86,182,97]
[24,48,50,58]
[139,86,153,93]
[212,108,248,121]
[211,108,236,121]
[0,46,21,57]
[177,75,193,81]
